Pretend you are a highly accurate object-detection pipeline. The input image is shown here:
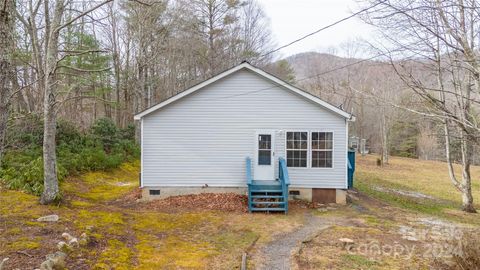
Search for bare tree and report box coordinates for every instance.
[0,0,16,166]
[40,0,113,204]
[360,0,480,212]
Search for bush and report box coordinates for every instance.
[0,157,68,196]
[0,117,139,195]
[5,114,43,149]
[90,117,118,151]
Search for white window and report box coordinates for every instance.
[311,132,333,168]
[286,132,308,167]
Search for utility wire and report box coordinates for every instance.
[259,0,386,58]
[210,52,387,101]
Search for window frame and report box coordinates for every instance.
[310,131,334,169]
[257,133,273,166]
[285,130,309,168]
[284,130,335,169]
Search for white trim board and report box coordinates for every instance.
[134,62,354,120]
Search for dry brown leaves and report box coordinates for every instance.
[142,193,249,213]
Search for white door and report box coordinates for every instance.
[254,131,275,180]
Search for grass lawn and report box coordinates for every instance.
[295,155,480,270]
[355,154,480,225]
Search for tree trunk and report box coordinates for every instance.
[40,0,65,205]
[460,132,476,213]
[381,106,388,165]
[0,0,15,166]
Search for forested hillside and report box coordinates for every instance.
[287,51,477,164]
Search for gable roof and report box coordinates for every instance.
[134,62,353,120]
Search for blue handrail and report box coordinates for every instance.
[246,157,252,185]
[279,157,290,213]
[279,158,290,185]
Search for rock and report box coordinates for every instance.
[347,193,359,201]
[405,236,418,242]
[79,233,88,246]
[40,260,54,270]
[40,252,66,270]
[68,238,79,248]
[317,208,328,213]
[0,258,9,270]
[57,241,68,251]
[339,237,354,243]
[37,215,59,222]
[339,238,355,251]
[326,206,337,211]
[61,233,74,242]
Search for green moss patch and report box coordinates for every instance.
[136,234,217,269]
[5,236,41,251]
[62,160,139,203]
[94,239,134,270]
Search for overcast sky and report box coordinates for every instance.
[257,0,375,58]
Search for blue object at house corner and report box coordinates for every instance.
[347,150,356,189]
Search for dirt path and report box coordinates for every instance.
[253,213,332,270]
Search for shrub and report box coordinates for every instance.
[119,124,136,141]
[0,157,68,196]
[5,114,43,149]
[90,117,118,151]
[0,117,139,196]
[57,119,82,146]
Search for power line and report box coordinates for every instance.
[260,0,386,58]
[211,52,386,101]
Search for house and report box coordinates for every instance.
[134,62,355,212]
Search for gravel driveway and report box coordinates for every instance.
[255,213,331,270]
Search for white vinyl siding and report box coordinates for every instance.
[141,69,348,189]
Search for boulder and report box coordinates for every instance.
[0,258,9,270]
[339,238,355,250]
[40,252,66,270]
[61,233,74,242]
[79,233,89,246]
[68,238,79,248]
[37,215,59,222]
[40,260,54,270]
[56,241,68,251]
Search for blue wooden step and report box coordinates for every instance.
[250,207,286,212]
[251,180,281,185]
[251,195,284,199]
[250,186,282,192]
[250,189,283,196]
[251,201,285,205]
